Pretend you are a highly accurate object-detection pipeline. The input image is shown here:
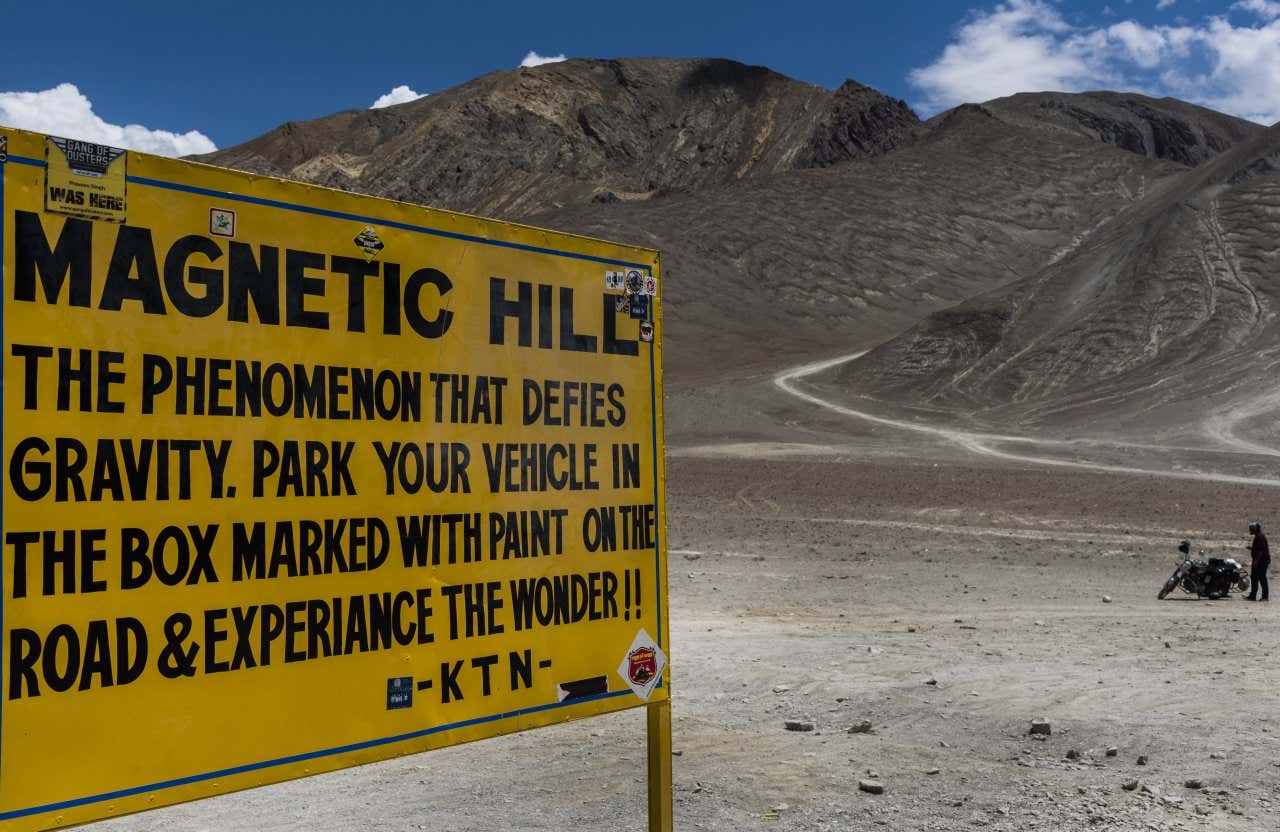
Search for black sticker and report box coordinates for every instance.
[556,676,609,702]
[629,295,650,320]
[387,676,414,710]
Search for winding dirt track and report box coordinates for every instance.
[774,353,1280,488]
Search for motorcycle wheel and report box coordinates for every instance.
[1237,576,1250,593]
[1158,577,1178,600]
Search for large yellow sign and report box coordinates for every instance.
[0,126,668,831]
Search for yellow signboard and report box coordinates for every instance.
[0,126,668,831]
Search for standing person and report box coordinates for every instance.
[1246,521,1270,602]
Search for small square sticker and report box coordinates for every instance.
[629,295,650,320]
[387,676,413,710]
[209,207,236,238]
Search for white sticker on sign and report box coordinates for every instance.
[616,628,667,700]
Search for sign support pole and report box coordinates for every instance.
[646,698,673,832]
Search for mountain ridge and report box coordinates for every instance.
[196,58,921,219]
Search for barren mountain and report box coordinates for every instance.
[199,58,1270,430]
[841,121,1280,450]
[196,58,920,219]
[529,103,1186,380]
[982,91,1262,166]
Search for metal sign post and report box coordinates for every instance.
[647,698,674,831]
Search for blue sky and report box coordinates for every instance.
[1,0,1277,155]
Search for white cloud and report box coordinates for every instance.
[1157,0,1177,10]
[0,83,215,156]
[370,85,426,109]
[1234,0,1280,20]
[909,0,1280,124]
[908,1,1108,108]
[520,51,567,68]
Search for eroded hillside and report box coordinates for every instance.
[842,123,1280,449]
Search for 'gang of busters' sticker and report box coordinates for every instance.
[45,136,127,223]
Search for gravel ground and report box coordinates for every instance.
[82,453,1280,831]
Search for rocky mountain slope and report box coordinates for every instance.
[842,122,1280,449]
[981,91,1262,166]
[529,104,1185,379]
[197,58,920,219]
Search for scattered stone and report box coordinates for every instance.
[924,678,938,686]
[858,780,885,795]
[672,750,683,756]
[939,741,951,748]
[1029,719,1052,736]
[926,768,940,775]
[784,721,814,732]
[1164,641,1172,649]
[773,685,791,694]
[1106,747,1118,757]
[772,803,789,812]
[1034,620,1045,627]
[1184,779,1204,789]
[1102,595,1113,603]
[1065,749,1080,760]
[907,626,917,633]
[1123,780,1139,791]
[1137,755,1148,766]
[848,720,873,734]
[1210,752,1224,760]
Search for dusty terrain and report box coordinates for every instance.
[84,352,1280,832]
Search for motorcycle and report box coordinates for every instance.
[1158,540,1250,600]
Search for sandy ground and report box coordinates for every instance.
[79,353,1280,832]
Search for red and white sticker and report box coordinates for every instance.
[617,628,666,700]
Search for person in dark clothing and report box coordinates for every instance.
[1246,521,1270,602]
